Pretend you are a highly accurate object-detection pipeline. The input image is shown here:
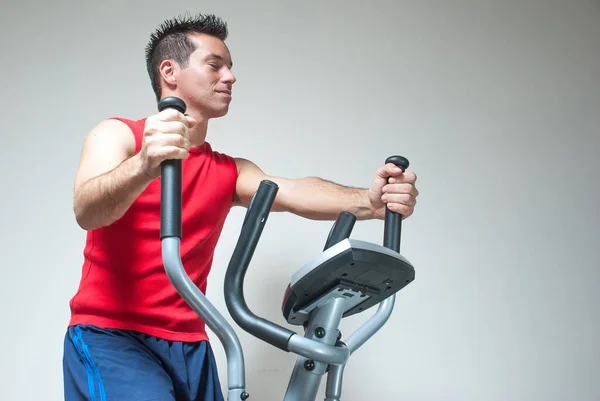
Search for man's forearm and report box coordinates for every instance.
[74,154,154,230]
[277,177,374,221]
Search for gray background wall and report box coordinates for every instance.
[1,0,599,400]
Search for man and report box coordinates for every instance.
[63,13,419,401]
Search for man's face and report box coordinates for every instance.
[174,33,236,118]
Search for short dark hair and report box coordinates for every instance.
[145,13,229,102]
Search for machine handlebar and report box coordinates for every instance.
[223,180,298,351]
[158,96,186,240]
[383,155,409,252]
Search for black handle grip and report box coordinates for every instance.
[158,96,186,114]
[383,155,409,252]
[158,97,187,239]
[224,180,297,351]
[323,211,357,251]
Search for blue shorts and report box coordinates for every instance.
[63,325,224,401]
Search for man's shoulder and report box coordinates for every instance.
[82,117,143,155]
[106,116,146,131]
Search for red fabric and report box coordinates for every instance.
[68,117,238,342]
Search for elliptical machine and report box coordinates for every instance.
[158,97,416,401]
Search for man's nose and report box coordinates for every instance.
[222,67,236,84]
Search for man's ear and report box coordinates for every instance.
[159,59,178,87]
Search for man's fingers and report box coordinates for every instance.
[386,202,413,218]
[376,163,417,181]
[382,183,419,198]
[376,163,404,178]
[387,171,417,184]
[381,193,417,206]
[157,108,189,124]
[185,115,198,128]
[157,121,191,139]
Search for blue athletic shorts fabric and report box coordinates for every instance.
[63,324,224,401]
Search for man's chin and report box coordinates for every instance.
[209,106,230,119]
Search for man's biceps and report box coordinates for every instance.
[266,176,294,189]
[75,144,129,191]
[74,156,113,190]
[238,158,265,176]
[82,152,123,176]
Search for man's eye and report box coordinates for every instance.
[208,63,219,69]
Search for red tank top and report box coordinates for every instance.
[68,117,238,342]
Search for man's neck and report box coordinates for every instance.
[189,119,208,147]
[156,95,211,146]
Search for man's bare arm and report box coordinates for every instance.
[73,119,152,230]
[73,110,196,231]
[232,158,374,220]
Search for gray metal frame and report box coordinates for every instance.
[282,284,397,401]
[324,296,396,400]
